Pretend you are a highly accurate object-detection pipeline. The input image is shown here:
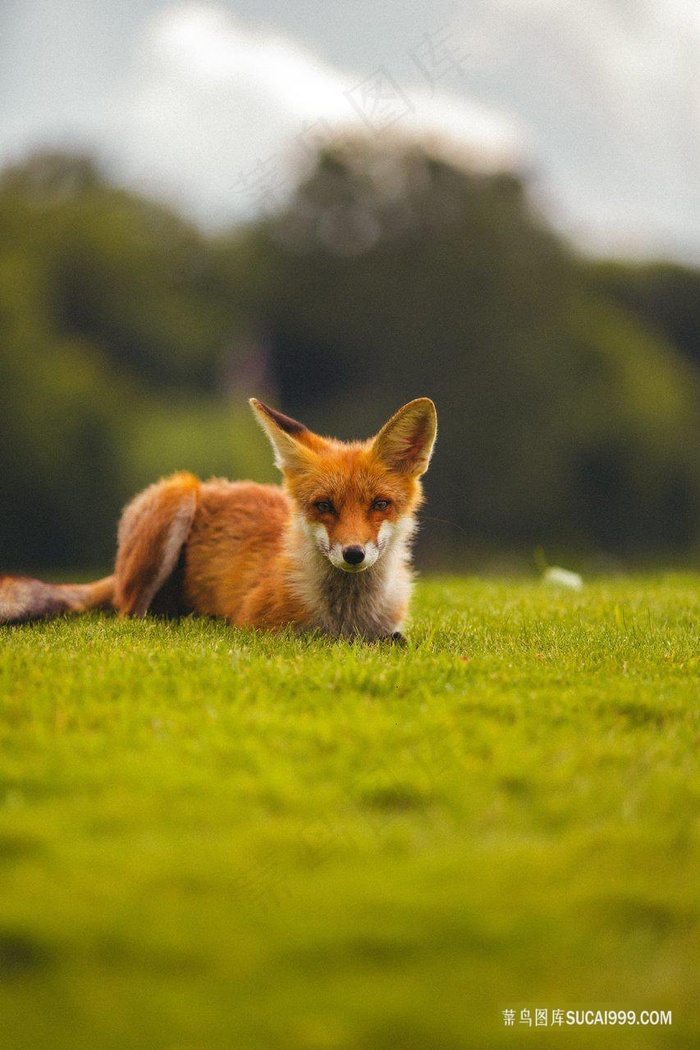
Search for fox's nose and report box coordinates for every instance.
[342,545,365,566]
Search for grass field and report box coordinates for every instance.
[0,575,698,1050]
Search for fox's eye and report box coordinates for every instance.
[314,500,334,515]
[372,499,391,512]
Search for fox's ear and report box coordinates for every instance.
[372,398,437,476]
[249,398,314,472]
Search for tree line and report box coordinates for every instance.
[0,147,698,570]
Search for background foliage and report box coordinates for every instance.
[1,148,698,571]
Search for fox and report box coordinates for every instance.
[0,396,437,640]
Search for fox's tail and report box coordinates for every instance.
[0,574,115,625]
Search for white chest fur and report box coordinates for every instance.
[287,517,415,639]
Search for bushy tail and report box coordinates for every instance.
[0,574,115,626]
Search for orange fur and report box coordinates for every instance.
[0,398,437,639]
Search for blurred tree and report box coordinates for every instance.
[0,146,698,569]
[587,260,700,370]
[0,238,123,567]
[220,139,700,558]
[0,153,248,568]
[0,153,237,391]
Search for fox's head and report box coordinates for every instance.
[250,397,437,573]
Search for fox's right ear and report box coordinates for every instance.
[249,398,315,472]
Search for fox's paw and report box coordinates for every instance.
[377,630,407,646]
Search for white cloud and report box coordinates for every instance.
[113,2,526,227]
[458,0,700,260]
[0,0,697,261]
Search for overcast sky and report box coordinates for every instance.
[1,0,698,262]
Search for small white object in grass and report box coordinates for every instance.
[542,566,584,591]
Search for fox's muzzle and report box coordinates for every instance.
[327,538,380,573]
[304,519,385,573]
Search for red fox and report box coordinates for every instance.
[0,397,437,640]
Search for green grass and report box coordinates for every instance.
[0,575,698,1050]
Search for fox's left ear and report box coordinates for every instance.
[249,398,315,472]
[372,398,437,476]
